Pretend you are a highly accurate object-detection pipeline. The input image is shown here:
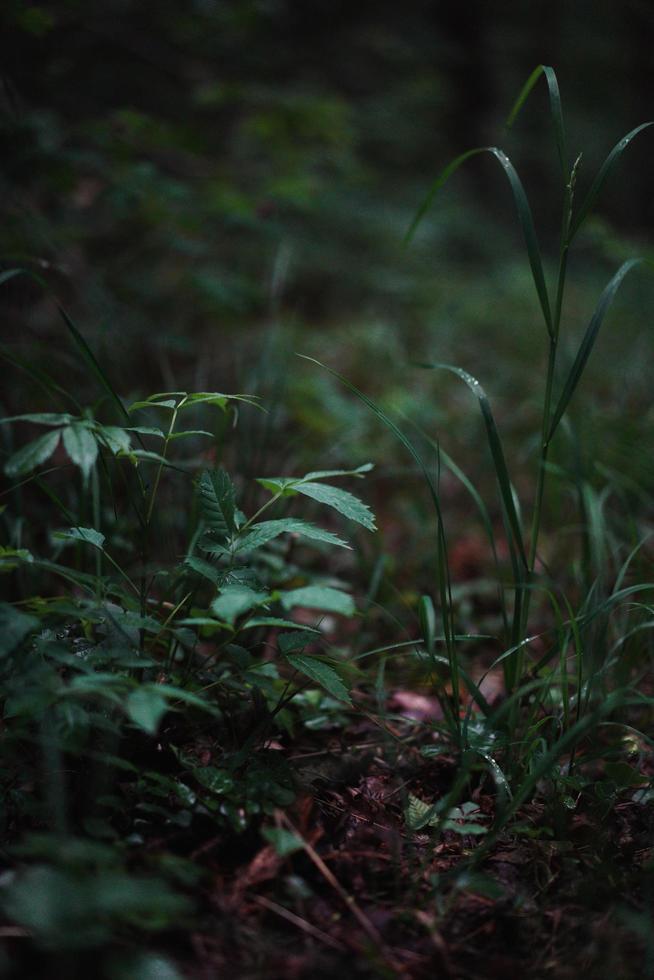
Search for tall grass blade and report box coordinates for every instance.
[548,259,646,441]
[569,122,654,241]
[506,65,568,178]
[299,354,461,737]
[405,147,552,335]
[419,363,528,571]
[58,308,132,425]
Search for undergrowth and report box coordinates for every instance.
[1,66,654,979]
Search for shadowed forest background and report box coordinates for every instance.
[3,3,654,979]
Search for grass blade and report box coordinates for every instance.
[548,259,647,441]
[506,65,568,177]
[58,307,132,425]
[420,363,528,572]
[405,147,552,336]
[569,122,654,241]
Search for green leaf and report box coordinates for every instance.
[285,654,351,704]
[0,603,39,657]
[293,482,376,531]
[280,585,355,616]
[197,469,236,539]
[301,463,373,480]
[184,555,223,585]
[59,306,132,424]
[167,429,213,441]
[126,687,169,735]
[182,391,262,411]
[235,518,350,552]
[4,429,61,477]
[1,412,75,426]
[506,65,568,177]
[193,766,234,794]
[62,423,98,482]
[419,363,528,571]
[261,827,304,856]
[405,794,439,830]
[569,122,654,240]
[548,259,647,441]
[55,526,106,550]
[96,425,132,454]
[211,585,268,625]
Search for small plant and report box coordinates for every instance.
[307,65,654,839]
[0,287,376,963]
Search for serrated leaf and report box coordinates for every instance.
[280,585,355,616]
[278,630,319,654]
[285,653,351,703]
[197,469,236,539]
[235,518,350,553]
[211,585,268,625]
[294,482,376,530]
[0,603,39,657]
[55,526,105,550]
[126,687,169,735]
[184,555,223,585]
[4,429,61,477]
[62,423,98,482]
[405,794,439,830]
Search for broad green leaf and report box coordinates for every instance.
[548,259,646,441]
[4,429,61,477]
[235,518,350,553]
[404,146,552,336]
[96,425,132,454]
[293,482,376,531]
[285,653,351,703]
[184,555,223,585]
[62,423,98,482]
[126,687,169,735]
[0,603,39,657]
[211,585,268,625]
[197,469,236,539]
[55,526,106,550]
[280,585,355,617]
[193,766,234,794]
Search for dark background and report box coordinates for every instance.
[2,0,654,471]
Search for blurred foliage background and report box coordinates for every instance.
[2,0,654,561]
